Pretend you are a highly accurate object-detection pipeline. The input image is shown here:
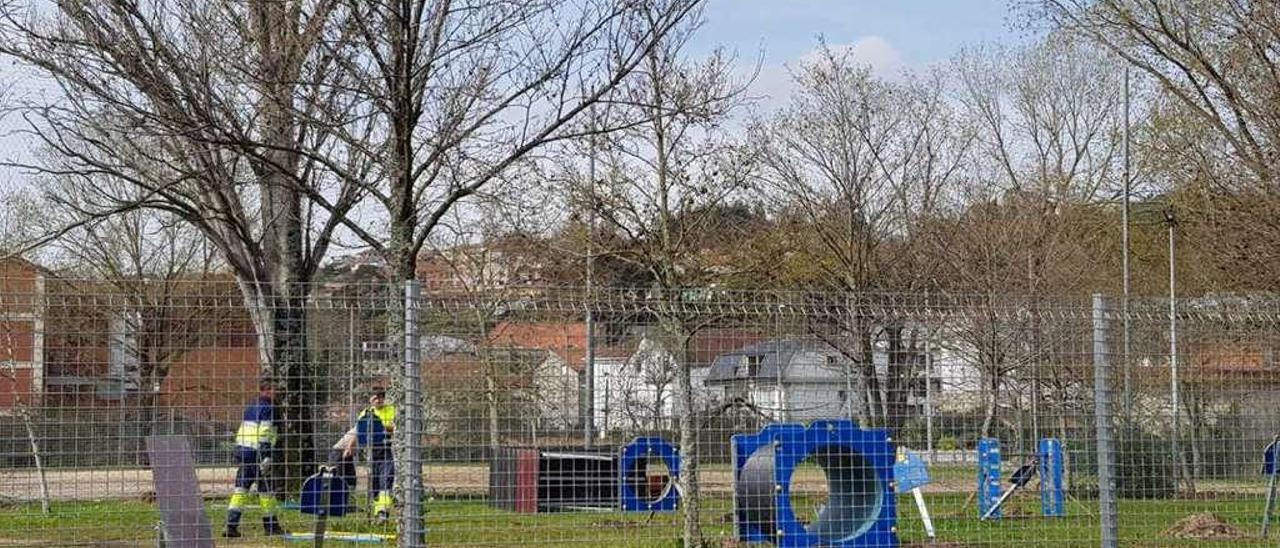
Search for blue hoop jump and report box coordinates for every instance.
[618,436,680,512]
[299,469,350,517]
[732,419,898,547]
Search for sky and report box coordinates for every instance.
[0,0,1025,194]
[691,0,1024,105]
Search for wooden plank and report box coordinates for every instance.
[515,449,538,513]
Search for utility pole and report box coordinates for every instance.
[1165,206,1186,493]
[1121,67,1133,422]
[584,111,598,448]
[925,326,934,460]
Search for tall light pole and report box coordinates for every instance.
[925,326,934,459]
[1164,206,1184,492]
[1121,68,1133,421]
[584,112,598,448]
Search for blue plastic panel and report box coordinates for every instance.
[1038,438,1065,517]
[977,438,1002,520]
[618,436,680,512]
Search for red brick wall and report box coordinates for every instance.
[0,367,34,409]
[0,321,35,363]
[0,258,40,411]
[161,347,260,423]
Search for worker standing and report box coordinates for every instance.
[224,380,286,538]
[358,386,396,523]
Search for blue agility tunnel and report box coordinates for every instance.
[732,420,898,547]
[619,436,680,512]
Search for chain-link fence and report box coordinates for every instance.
[2,271,1279,546]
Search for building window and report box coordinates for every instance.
[741,354,762,378]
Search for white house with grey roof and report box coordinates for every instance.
[703,339,866,423]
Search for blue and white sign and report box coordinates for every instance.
[895,448,936,539]
[894,449,931,492]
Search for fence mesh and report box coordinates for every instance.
[2,272,1279,546]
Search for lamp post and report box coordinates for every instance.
[584,110,598,448]
[1121,68,1133,421]
[1164,206,1184,492]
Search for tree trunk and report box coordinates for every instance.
[274,292,315,491]
[858,326,882,427]
[388,260,421,544]
[19,409,50,515]
[882,325,918,436]
[137,388,160,466]
[1059,414,1072,493]
[980,369,1000,439]
[487,364,500,454]
[1182,394,1200,495]
[242,282,315,494]
[249,0,318,496]
[670,323,702,547]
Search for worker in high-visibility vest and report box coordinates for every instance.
[224,380,285,538]
[358,386,396,523]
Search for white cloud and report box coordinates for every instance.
[800,36,905,78]
[746,36,906,114]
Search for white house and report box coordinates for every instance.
[703,339,866,423]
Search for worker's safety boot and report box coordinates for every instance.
[223,509,242,538]
[263,516,285,536]
[222,524,241,538]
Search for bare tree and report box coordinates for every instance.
[0,0,364,484]
[753,45,970,434]
[29,173,245,462]
[955,36,1124,205]
[1041,0,1280,291]
[306,0,708,282]
[1041,0,1280,185]
[940,35,1124,439]
[0,294,50,514]
[424,199,555,455]
[557,15,750,541]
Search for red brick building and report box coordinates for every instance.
[0,258,45,411]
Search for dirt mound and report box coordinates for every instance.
[1161,512,1243,540]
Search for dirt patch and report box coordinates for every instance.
[1161,512,1244,540]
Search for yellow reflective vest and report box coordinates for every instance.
[234,396,277,449]
[360,404,395,436]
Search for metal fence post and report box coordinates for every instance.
[1092,294,1118,548]
[402,281,425,547]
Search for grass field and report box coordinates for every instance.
[0,491,1273,547]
